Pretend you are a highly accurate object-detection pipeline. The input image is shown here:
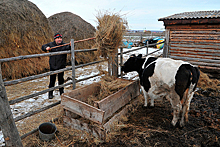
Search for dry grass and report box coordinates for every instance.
[197,70,220,90]
[95,11,127,58]
[0,0,53,80]
[87,76,131,105]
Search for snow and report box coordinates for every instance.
[0,47,162,146]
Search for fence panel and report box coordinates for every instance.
[0,37,164,146]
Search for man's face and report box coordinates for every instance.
[55,37,62,45]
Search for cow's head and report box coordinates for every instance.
[121,54,145,73]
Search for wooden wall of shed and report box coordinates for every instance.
[165,24,220,77]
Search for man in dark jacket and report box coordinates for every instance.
[42,33,71,99]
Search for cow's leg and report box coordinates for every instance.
[180,87,195,127]
[141,86,148,107]
[180,84,196,127]
[169,92,181,126]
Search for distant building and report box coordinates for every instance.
[159,10,220,78]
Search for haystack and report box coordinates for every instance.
[197,71,220,90]
[0,0,53,80]
[95,11,127,58]
[48,12,97,64]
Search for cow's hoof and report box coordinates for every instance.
[149,105,154,109]
[142,105,148,109]
[171,119,178,127]
[179,122,185,128]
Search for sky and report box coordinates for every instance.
[28,0,220,30]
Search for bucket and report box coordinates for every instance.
[38,122,57,141]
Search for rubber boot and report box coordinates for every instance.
[48,91,53,99]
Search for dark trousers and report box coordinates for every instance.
[49,72,64,94]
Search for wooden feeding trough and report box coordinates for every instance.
[61,79,140,139]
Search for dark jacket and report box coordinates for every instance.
[42,41,71,70]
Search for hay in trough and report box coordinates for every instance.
[48,12,97,64]
[0,0,53,80]
[87,76,131,106]
[95,11,127,58]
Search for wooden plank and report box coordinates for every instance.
[170,47,220,53]
[171,39,220,43]
[4,60,105,86]
[0,48,98,63]
[71,39,76,90]
[103,95,142,131]
[0,64,23,147]
[170,53,220,60]
[186,61,220,68]
[170,36,220,40]
[63,82,100,102]
[166,24,220,29]
[61,94,105,124]
[170,41,220,46]
[171,33,220,38]
[63,94,142,140]
[63,116,106,140]
[170,44,220,50]
[170,50,220,57]
[163,29,169,58]
[198,66,220,70]
[98,80,140,121]
[9,82,72,105]
[170,56,220,63]
[171,30,220,35]
[14,101,61,122]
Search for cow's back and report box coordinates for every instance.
[147,58,187,87]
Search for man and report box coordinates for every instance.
[42,33,71,99]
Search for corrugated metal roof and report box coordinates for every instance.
[158,10,220,20]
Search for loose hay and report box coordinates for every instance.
[87,76,131,106]
[95,11,128,58]
[196,70,220,97]
[197,71,220,90]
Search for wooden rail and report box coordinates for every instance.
[0,37,164,146]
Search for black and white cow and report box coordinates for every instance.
[121,54,200,127]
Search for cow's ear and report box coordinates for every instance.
[137,54,142,58]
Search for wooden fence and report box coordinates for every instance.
[0,38,164,146]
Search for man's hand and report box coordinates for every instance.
[46,47,50,51]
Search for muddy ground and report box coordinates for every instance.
[66,90,219,147]
[20,77,220,147]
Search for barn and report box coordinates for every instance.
[158,10,220,78]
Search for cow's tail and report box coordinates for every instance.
[188,65,200,91]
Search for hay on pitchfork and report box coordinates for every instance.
[95,11,128,58]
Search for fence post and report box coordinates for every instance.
[112,49,118,78]
[163,29,169,58]
[71,39,76,90]
[108,57,112,76]
[120,47,124,78]
[0,63,23,147]
[146,41,149,55]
